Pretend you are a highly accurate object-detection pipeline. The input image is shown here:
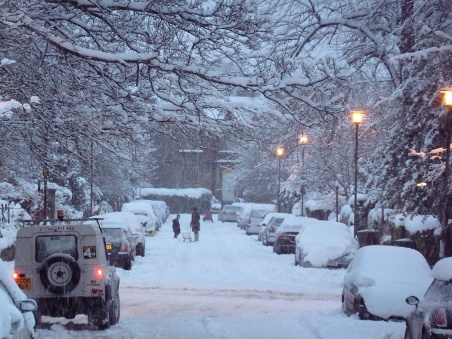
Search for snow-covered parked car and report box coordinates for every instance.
[272,215,305,254]
[342,245,432,321]
[211,196,222,214]
[122,200,161,233]
[218,204,242,223]
[0,258,36,338]
[134,199,169,223]
[244,203,276,235]
[93,211,146,257]
[404,257,452,338]
[294,219,358,269]
[258,212,290,246]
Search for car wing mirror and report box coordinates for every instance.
[405,296,419,307]
[20,299,37,312]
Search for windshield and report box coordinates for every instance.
[35,235,78,262]
[425,280,452,302]
[103,228,123,238]
[250,210,269,218]
[225,206,241,211]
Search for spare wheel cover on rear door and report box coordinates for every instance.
[40,255,81,294]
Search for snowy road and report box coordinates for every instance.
[34,214,406,338]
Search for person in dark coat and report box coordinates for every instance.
[172,214,181,238]
[190,207,201,241]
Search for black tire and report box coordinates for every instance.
[137,243,145,257]
[109,287,120,326]
[96,301,110,330]
[40,256,81,294]
[141,243,145,257]
[421,329,430,339]
[123,255,132,270]
[356,298,370,320]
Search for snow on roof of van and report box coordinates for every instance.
[139,188,212,198]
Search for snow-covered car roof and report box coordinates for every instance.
[92,211,144,235]
[295,220,358,267]
[0,259,35,337]
[432,257,452,281]
[260,212,290,226]
[345,245,433,319]
[122,201,158,218]
[275,215,308,233]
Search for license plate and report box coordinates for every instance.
[327,260,339,267]
[106,244,112,250]
[17,277,31,290]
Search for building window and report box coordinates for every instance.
[184,167,199,187]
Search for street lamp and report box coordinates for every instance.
[351,110,365,238]
[298,133,308,216]
[439,88,452,257]
[276,147,285,212]
[42,168,49,224]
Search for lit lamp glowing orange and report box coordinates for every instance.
[276,147,285,157]
[298,134,308,145]
[276,146,285,212]
[350,110,365,237]
[440,88,452,106]
[351,110,366,125]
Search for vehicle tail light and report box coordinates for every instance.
[95,268,104,278]
[247,218,251,225]
[120,242,127,251]
[269,227,276,233]
[12,272,18,280]
[436,307,447,327]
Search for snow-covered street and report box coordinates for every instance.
[30,214,406,338]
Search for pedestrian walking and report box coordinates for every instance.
[172,214,181,238]
[190,207,201,241]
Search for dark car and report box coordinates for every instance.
[405,257,452,339]
[272,215,303,254]
[102,227,135,270]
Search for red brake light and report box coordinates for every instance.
[269,227,276,233]
[96,268,104,278]
[121,242,127,251]
[12,272,18,280]
[436,307,448,327]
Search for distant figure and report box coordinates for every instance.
[190,207,201,241]
[172,214,181,238]
[203,209,213,222]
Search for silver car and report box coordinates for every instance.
[262,216,288,246]
[218,205,242,222]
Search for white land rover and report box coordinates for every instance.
[13,219,120,329]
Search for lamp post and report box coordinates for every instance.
[298,133,308,216]
[43,168,49,223]
[439,88,452,257]
[276,147,285,212]
[351,111,365,238]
